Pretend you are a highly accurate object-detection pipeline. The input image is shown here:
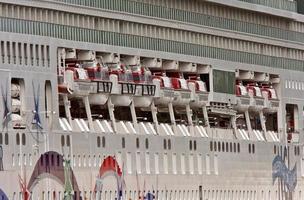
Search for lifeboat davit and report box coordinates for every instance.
[153,72,175,105]
[247,83,265,112]
[261,85,279,113]
[234,82,251,112]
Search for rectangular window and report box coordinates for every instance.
[145,152,150,174]
[127,152,132,174]
[136,152,141,174]
[214,154,218,175]
[189,154,194,174]
[197,154,202,175]
[206,154,210,175]
[163,153,168,174]
[154,153,159,174]
[172,153,177,174]
[181,154,186,174]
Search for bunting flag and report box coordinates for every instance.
[32,82,43,130]
[272,155,297,192]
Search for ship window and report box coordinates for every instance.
[22,133,26,146]
[233,143,236,153]
[252,144,255,154]
[168,139,171,150]
[61,135,65,146]
[230,143,232,152]
[57,155,60,166]
[0,133,2,145]
[210,141,213,151]
[136,138,140,149]
[66,135,70,147]
[226,143,229,152]
[189,140,193,151]
[122,137,125,148]
[274,145,277,154]
[218,142,221,152]
[163,139,167,150]
[222,142,225,152]
[145,138,149,149]
[40,154,44,166]
[51,154,54,166]
[214,141,217,151]
[248,144,251,153]
[102,136,106,148]
[194,141,197,151]
[237,143,240,153]
[97,136,101,147]
[16,133,20,145]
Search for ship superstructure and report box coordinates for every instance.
[0,0,303,199]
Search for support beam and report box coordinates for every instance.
[130,100,138,130]
[107,98,117,132]
[168,102,176,126]
[244,110,252,133]
[230,115,237,137]
[186,104,194,136]
[62,94,72,128]
[83,96,94,132]
[202,105,210,128]
[151,101,159,133]
[259,110,267,138]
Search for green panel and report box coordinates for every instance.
[213,70,235,94]
[1,17,304,71]
[53,0,302,43]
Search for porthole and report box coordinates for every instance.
[168,139,171,150]
[218,142,221,152]
[145,138,149,149]
[61,135,65,146]
[210,141,213,151]
[163,139,167,150]
[102,136,106,148]
[4,133,8,145]
[66,135,70,147]
[122,137,125,148]
[16,133,20,145]
[97,136,101,148]
[21,133,26,146]
[136,138,140,149]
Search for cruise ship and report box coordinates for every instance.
[0,0,304,199]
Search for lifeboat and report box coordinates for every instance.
[187,76,209,108]
[59,63,95,97]
[108,63,136,106]
[234,81,251,112]
[153,72,175,105]
[170,73,191,106]
[132,65,156,107]
[247,83,265,112]
[83,62,112,105]
[261,85,279,113]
